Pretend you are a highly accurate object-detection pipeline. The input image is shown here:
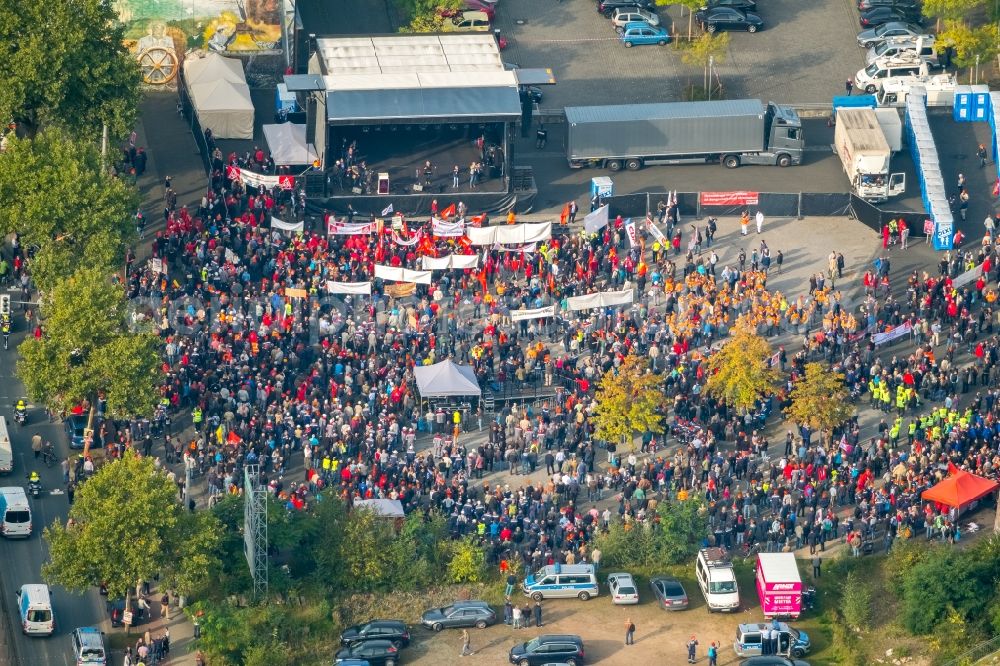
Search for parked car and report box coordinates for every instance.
[611,7,661,27]
[65,414,103,449]
[696,7,763,32]
[335,640,400,666]
[702,0,757,11]
[421,600,497,631]
[619,22,672,46]
[450,10,492,31]
[340,620,410,647]
[464,0,496,20]
[857,0,919,11]
[523,86,543,104]
[106,598,148,628]
[649,576,689,610]
[607,572,640,604]
[597,0,655,18]
[738,658,811,666]
[509,634,586,666]
[856,21,926,47]
[859,6,923,27]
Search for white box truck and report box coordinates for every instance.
[834,107,905,202]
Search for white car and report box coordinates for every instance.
[607,572,640,605]
[612,7,661,28]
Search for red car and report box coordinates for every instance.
[464,0,496,21]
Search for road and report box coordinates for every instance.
[0,304,106,666]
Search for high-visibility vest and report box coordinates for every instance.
[192,408,203,424]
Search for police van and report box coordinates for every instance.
[71,626,107,665]
[17,583,54,636]
[0,486,32,538]
[523,564,600,601]
[733,621,811,658]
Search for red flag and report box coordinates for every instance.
[440,203,457,219]
[227,431,242,445]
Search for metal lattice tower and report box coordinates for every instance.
[243,465,268,599]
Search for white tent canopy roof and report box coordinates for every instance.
[413,360,481,397]
[353,498,405,518]
[189,80,253,111]
[263,123,318,165]
[184,52,246,85]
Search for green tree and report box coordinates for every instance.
[651,498,708,564]
[704,325,779,414]
[399,0,464,32]
[592,354,667,451]
[0,129,137,292]
[937,20,1000,69]
[679,32,729,98]
[841,570,873,631]
[784,362,854,444]
[666,0,708,40]
[0,0,141,138]
[340,507,397,591]
[448,538,487,583]
[18,267,161,453]
[43,451,221,610]
[922,0,986,21]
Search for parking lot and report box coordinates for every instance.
[496,0,869,108]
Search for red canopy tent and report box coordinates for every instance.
[922,462,999,512]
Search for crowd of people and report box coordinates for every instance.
[90,141,1000,582]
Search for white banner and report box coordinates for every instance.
[432,218,466,237]
[494,242,537,253]
[510,305,556,322]
[271,216,304,233]
[226,165,295,190]
[645,216,668,244]
[422,254,480,270]
[327,281,372,295]
[872,321,913,346]
[467,222,552,246]
[952,263,983,289]
[327,220,377,235]
[149,258,164,274]
[583,205,610,234]
[624,218,638,248]
[374,265,433,284]
[391,229,422,246]
[567,288,634,311]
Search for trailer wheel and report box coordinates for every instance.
[625,158,642,171]
[777,154,792,168]
[607,160,623,171]
[722,155,740,169]
[865,84,877,94]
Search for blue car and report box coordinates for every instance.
[619,21,671,47]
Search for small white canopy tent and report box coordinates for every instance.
[184,52,246,86]
[353,498,405,518]
[413,360,481,398]
[262,123,318,165]
[188,79,255,139]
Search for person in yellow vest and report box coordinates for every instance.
[192,406,203,432]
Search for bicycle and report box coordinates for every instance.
[41,445,56,468]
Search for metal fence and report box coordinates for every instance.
[601,191,853,221]
[942,635,1000,666]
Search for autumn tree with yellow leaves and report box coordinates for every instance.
[785,362,855,444]
[592,354,667,451]
[703,324,781,414]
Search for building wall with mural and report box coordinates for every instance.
[116,0,282,85]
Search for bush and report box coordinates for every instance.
[448,539,487,583]
[841,570,873,631]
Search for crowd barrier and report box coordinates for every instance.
[600,191,853,222]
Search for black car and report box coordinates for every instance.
[597,0,655,18]
[65,413,104,449]
[695,7,764,32]
[335,640,400,666]
[857,0,919,11]
[509,634,585,666]
[859,5,923,27]
[702,0,757,11]
[421,600,497,631]
[340,620,410,647]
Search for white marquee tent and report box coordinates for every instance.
[413,360,481,398]
[184,53,255,140]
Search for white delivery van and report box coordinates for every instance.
[17,584,54,636]
[855,54,933,94]
[0,416,11,473]
[0,487,32,538]
[695,547,740,612]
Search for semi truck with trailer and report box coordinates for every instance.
[564,98,804,171]
[834,107,905,202]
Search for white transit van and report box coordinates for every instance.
[71,626,107,665]
[695,547,740,612]
[0,416,12,473]
[523,564,600,601]
[17,584,54,636]
[0,487,31,538]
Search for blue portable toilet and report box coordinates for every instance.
[971,85,991,121]
[590,177,613,201]
[953,86,973,122]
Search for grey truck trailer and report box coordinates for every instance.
[564,99,804,171]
